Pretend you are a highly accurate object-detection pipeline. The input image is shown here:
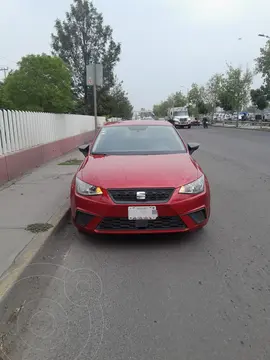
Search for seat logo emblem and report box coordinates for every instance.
[136,191,146,200]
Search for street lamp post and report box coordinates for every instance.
[258,33,270,39]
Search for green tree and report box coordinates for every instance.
[197,101,209,115]
[206,73,223,120]
[153,91,186,118]
[0,81,4,108]
[188,83,204,106]
[153,100,169,118]
[51,0,121,114]
[188,83,209,116]
[2,54,73,112]
[218,92,233,112]
[256,40,270,92]
[107,82,133,119]
[168,91,187,107]
[0,78,14,109]
[250,88,268,112]
[219,65,253,126]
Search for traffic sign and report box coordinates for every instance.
[86,63,103,87]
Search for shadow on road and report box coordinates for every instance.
[76,226,209,251]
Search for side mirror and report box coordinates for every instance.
[79,144,90,157]
[187,142,200,155]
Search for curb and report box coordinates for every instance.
[0,201,70,356]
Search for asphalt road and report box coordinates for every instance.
[7,127,270,360]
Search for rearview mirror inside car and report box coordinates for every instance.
[79,144,90,157]
[187,143,200,155]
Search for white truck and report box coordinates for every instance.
[167,106,191,129]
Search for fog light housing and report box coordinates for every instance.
[75,211,94,227]
[189,209,207,224]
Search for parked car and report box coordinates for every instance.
[255,114,262,121]
[71,120,210,234]
[191,118,201,126]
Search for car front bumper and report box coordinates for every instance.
[71,186,210,234]
[175,123,191,128]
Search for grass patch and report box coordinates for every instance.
[25,223,53,233]
[58,159,82,165]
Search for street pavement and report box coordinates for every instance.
[5,127,270,360]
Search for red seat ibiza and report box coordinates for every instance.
[70,120,210,234]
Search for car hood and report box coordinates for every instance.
[78,154,199,189]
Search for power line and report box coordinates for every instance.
[0,67,9,79]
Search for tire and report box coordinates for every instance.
[188,125,191,129]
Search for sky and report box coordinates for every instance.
[0,0,269,110]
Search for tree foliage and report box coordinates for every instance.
[256,40,270,88]
[153,100,169,118]
[0,82,4,108]
[1,0,131,117]
[107,81,133,119]
[51,0,121,114]
[188,83,204,106]
[153,91,187,117]
[168,91,187,107]
[205,73,223,113]
[250,88,268,111]
[187,83,210,116]
[197,101,209,115]
[256,41,270,104]
[218,91,233,112]
[218,65,253,114]
[1,54,73,112]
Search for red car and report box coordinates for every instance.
[70,120,210,234]
[191,118,201,126]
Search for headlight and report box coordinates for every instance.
[179,175,204,194]
[76,177,103,196]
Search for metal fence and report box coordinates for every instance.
[212,119,270,130]
[0,109,106,155]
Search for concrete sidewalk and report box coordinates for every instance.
[0,149,83,277]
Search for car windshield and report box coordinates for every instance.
[174,111,188,117]
[91,125,187,155]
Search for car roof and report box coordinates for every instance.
[103,120,171,127]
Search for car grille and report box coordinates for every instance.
[108,188,174,203]
[97,216,186,231]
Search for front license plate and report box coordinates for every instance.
[128,206,158,220]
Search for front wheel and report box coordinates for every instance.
[188,125,191,129]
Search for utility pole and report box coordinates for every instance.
[93,63,98,130]
[0,67,8,79]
